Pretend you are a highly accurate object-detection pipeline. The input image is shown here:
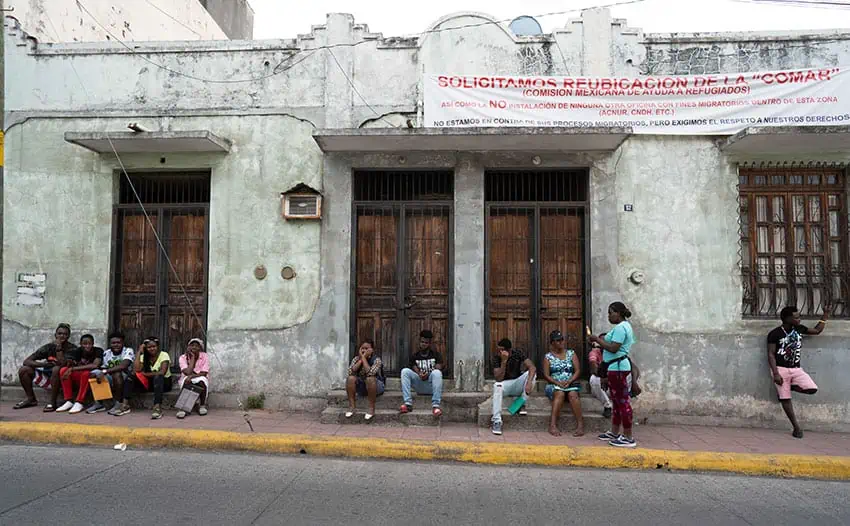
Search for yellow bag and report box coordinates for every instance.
[88,377,113,401]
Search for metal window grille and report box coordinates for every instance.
[739,165,849,318]
[353,170,453,202]
[485,169,588,202]
[119,172,211,205]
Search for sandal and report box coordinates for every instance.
[432,407,443,417]
[14,399,38,410]
[43,404,56,413]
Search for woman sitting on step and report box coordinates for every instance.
[112,337,172,420]
[176,338,210,419]
[542,330,584,437]
[345,339,385,421]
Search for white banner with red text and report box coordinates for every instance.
[424,67,850,134]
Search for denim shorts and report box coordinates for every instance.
[355,377,385,397]
[545,382,581,400]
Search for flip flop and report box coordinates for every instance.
[43,404,56,413]
[14,399,38,410]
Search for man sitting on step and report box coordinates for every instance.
[490,338,536,436]
[399,330,445,417]
[13,323,77,412]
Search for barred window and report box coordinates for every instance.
[739,166,848,318]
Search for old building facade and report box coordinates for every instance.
[4,9,850,428]
[6,0,252,42]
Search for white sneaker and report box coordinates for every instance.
[69,402,85,414]
[56,401,74,412]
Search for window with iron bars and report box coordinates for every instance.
[739,166,848,318]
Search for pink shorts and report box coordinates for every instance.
[774,367,818,400]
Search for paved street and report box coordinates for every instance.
[1,444,848,525]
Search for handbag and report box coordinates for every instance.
[598,355,628,377]
[174,382,205,412]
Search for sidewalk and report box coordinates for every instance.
[2,401,849,480]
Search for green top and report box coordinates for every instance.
[148,351,172,378]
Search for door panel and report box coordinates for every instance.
[164,210,208,355]
[486,206,586,370]
[404,207,451,372]
[486,209,533,369]
[117,213,159,346]
[355,208,400,373]
[354,204,452,376]
[539,208,584,353]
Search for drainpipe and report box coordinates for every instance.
[1,2,6,412]
[0,0,6,416]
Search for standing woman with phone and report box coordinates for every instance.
[589,302,637,448]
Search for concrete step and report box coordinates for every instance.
[0,385,241,410]
[363,377,592,394]
[326,390,488,409]
[477,394,610,432]
[509,394,606,413]
[320,407,442,426]
[481,411,610,434]
[470,392,607,414]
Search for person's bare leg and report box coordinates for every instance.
[780,399,803,438]
[18,367,37,402]
[110,373,124,408]
[568,391,585,436]
[345,376,357,411]
[49,365,62,406]
[549,391,565,437]
[365,377,378,414]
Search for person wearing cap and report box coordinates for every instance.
[176,338,211,419]
[399,329,445,417]
[14,323,77,412]
[542,330,584,437]
[112,337,172,419]
[489,338,536,435]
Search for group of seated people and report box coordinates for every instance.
[345,303,639,448]
[14,323,211,420]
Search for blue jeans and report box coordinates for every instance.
[400,368,442,407]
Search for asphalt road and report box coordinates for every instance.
[0,443,847,525]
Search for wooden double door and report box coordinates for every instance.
[354,203,452,377]
[112,173,209,358]
[486,204,587,370]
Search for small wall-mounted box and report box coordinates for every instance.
[281,183,322,220]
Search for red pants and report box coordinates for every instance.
[607,371,633,430]
[60,368,91,403]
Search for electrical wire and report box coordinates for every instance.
[41,13,216,368]
[144,0,204,38]
[74,0,650,85]
[326,48,399,128]
[739,0,850,8]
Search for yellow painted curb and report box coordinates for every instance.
[2,422,849,480]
